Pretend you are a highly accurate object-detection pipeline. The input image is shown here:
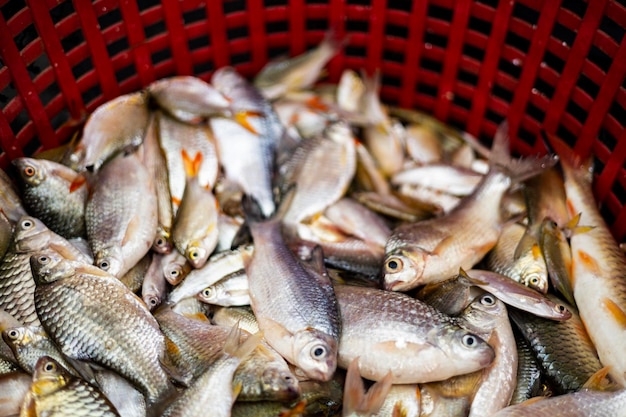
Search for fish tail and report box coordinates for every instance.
[181,149,203,178]
[490,122,558,183]
[343,357,392,416]
[543,131,594,184]
[223,324,264,361]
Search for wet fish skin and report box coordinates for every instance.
[323,198,391,248]
[85,151,158,278]
[540,217,575,306]
[197,271,250,307]
[142,253,169,311]
[510,330,544,405]
[22,356,120,417]
[31,249,173,404]
[119,252,150,293]
[94,369,146,417]
[210,306,260,335]
[373,384,420,417]
[12,157,87,239]
[0,371,31,416]
[0,167,27,223]
[335,285,495,383]
[416,274,474,316]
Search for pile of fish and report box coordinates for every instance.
[1,33,625,417]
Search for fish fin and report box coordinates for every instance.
[231,223,252,250]
[575,249,600,274]
[582,366,614,391]
[542,131,593,183]
[171,196,182,207]
[431,234,455,256]
[66,358,98,386]
[181,149,203,178]
[518,396,548,407]
[241,194,268,224]
[279,400,307,417]
[234,111,260,135]
[181,312,210,322]
[68,173,87,193]
[223,324,263,361]
[603,298,626,329]
[121,213,142,247]
[490,122,558,183]
[19,391,37,417]
[305,96,330,112]
[458,268,489,286]
[160,337,191,388]
[232,380,243,398]
[513,230,539,261]
[343,357,393,416]
[564,213,595,236]
[305,245,327,276]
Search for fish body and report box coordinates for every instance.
[197,271,250,307]
[22,356,120,417]
[211,306,260,335]
[548,135,626,386]
[510,331,544,405]
[246,219,340,381]
[335,285,494,383]
[31,250,173,404]
[0,371,31,416]
[85,151,158,278]
[142,253,169,311]
[0,167,27,223]
[160,249,191,286]
[416,274,474,316]
[12,157,87,238]
[94,369,146,417]
[390,164,483,197]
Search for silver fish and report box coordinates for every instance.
[197,271,250,307]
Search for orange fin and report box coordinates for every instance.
[603,298,626,329]
[305,96,329,112]
[181,312,210,322]
[182,149,203,178]
[171,197,182,207]
[582,366,613,391]
[69,174,87,193]
[279,400,307,417]
[564,213,595,236]
[234,111,260,135]
[576,250,600,274]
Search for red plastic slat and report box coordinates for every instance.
[365,0,386,76]
[247,0,267,73]
[289,0,306,56]
[162,0,193,75]
[327,0,346,80]
[119,0,155,86]
[399,1,428,108]
[206,1,228,68]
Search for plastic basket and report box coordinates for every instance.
[0,0,625,241]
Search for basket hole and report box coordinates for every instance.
[183,8,206,24]
[560,0,588,19]
[72,56,93,80]
[385,23,408,39]
[556,124,577,148]
[40,81,60,107]
[107,37,130,58]
[27,54,49,77]
[227,26,249,40]
[505,31,531,54]
[427,4,453,21]
[387,0,412,12]
[542,49,565,73]
[517,125,536,147]
[485,108,504,125]
[231,51,251,66]
[382,74,401,88]
[533,77,555,100]
[383,49,404,64]
[565,99,588,124]
[115,64,134,84]
[492,84,513,102]
[50,109,69,131]
[599,15,625,44]
[525,101,545,124]
[144,20,166,39]
[462,43,485,62]
[346,20,368,33]
[512,2,539,26]
[346,0,370,5]
[551,22,577,48]
[81,84,101,108]
[9,109,29,136]
[498,58,522,79]
[609,102,626,128]
[474,0,499,7]
[61,29,85,54]
[266,20,288,34]
[416,82,437,98]
[346,45,366,58]
[224,1,246,13]
[600,203,614,229]
[151,48,172,65]
[14,23,39,51]
[587,44,613,73]
[452,94,471,111]
[420,56,442,73]
[1,0,26,22]
[594,157,605,179]
[264,0,288,5]
[598,127,617,153]
[306,18,328,31]
[457,69,478,87]
[268,46,290,59]
[468,16,492,36]
[193,61,214,77]
[0,83,17,108]
[188,36,209,51]
[424,32,448,49]
[50,1,75,25]
[97,8,122,31]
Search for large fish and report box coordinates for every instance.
[383,122,556,291]
[334,285,494,383]
[548,134,626,386]
[30,249,174,404]
[85,151,158,278]
[12,157,87,239]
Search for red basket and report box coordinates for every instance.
[1,0,625,240]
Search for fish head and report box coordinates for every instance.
[30,250,76,285]
[94,246,124,277]
[12,158,45,187]
[2,326,30,351]
[31,356,71,397]
[382,249,426,291]
[293,329,338,382]
[436,328,495,375]
[143,293,161,312]
[13,216,50,252]
[152,227,173,254]
[523,269,549,294]
[261,367,301,401]
[461,292,507,334]
[162,261,189,286]
[185,243,209,269]
[198,286,217,304]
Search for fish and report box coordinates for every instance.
[254,31,343,100]
[85,151,158,278]
[373,384,421,417]
[211,306,260,335]
[404,123,444,164]
[547,133,626,386]
[20,356,120,416]
[142,253,169,311]
[0,371,31,416]
[161,328,263,417]
[509,300,603,394]
[0,216,89,326]
[510,330,544,405]
[416,273,474,316]
[12,157,87,239]
[30,249,174,404]
[245,210,340,381]
[485,222,549,293]
[390,164,484,197]
[334,285,494,383]
[0,167,27,223]
[171,151,220,269]
[418,372,481,417]
[459,293,518,417]
[462,269,572,321]
[382,122,557,291]
[0,211,12,261]
[539,218,575,305]
[323,198,391,248]
[148,75,232,123]
[70,91,150,172]
[119,252,150,293]
[342,357,392,417]
[94,369,146,417]
[160,249,191,286]
[336,69,365,113]
[197,271,250,307]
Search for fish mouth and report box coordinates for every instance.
[383,278,411,292]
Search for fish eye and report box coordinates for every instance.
[202,288,213,298]
[311,345,326,359]
[21,219,33,229]
[480,295,495,306]
[148,297,158,306]
[44,362,56,372]
[555,304,567,313]
[7,329,19,339]
[155,238,166,247]
[169,268,180,277]
[38,255,50,265]
[24,166,36,177]
[99,260,110,270]
[531,277,539,284]
[385,257,403,272]
[462,334,478,348]
[189,249,199,260]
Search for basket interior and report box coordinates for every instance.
[0,0,625,240]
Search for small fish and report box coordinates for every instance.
[254,31,344,100]
[160,249,191,286]
[12,157,87,239]
[0,211,12,260]
[211,306,260,335]
[342,357,393,417]
[142,253,169,311]
[119,252,150,293]
[539,217,575,305]
[197,271,250,307]
[0,371,31,416]
[336,69,365,113]
[419,372,481,417]
[0,167,27,223]
[404,123,444,164]
[85,151,158,278]
[383,122,557,291]
[21,356,120,416]
[335,285,494,383]
[70,91,150,172]
[390,164,484,197]
[416,274,474,316]
[323,198,391,248]
[31,249,174,404]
